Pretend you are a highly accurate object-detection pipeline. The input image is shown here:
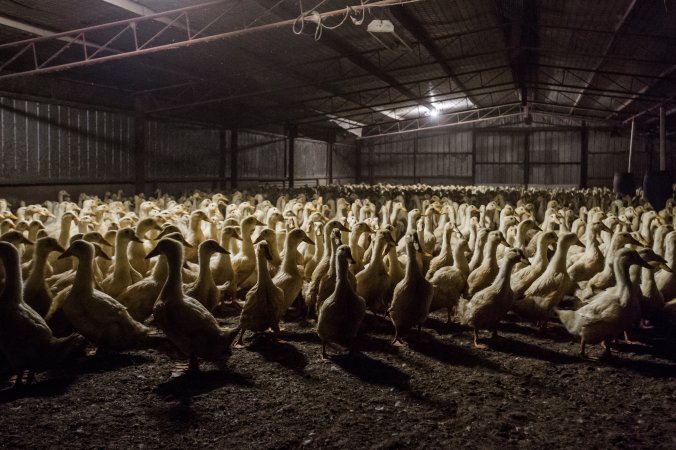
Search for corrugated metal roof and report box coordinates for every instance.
[0,0,673,134]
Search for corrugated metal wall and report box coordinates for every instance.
[332,142,358,184]
[295,138,327,185]
[364,127,673,188]
[0,96,134,184]
[1,94,672,199]
[475,132,525,185]
[146,120,222,181]
[362,130,472,184]
[529,130,581,187]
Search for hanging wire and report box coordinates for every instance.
[293,0,425,41]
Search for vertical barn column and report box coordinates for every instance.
[355,140,362,183]
[413,131,418,184]
[660,106,667,171]
[133,97,146,195]
[287,125,297,188]
[523,131,530,187]
[327,130,335,185]
[218,129,227,190]
[230,128,238,190]
[471,127,477,185]
[580,121,588,188]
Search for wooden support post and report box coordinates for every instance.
[287,125,297,188]
[523,131,530,188]
[413,131,418,184]
[355,140,362,183]
[471,127,477,185]
[230,128,238,190]
[218,129,227,190]
[580,121,588,188]
[133,98,145,195]
[660,106,667,171]
[327,130,335,185]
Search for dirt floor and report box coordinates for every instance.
[0,312,675,449]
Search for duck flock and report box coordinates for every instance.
[0,183,675,386]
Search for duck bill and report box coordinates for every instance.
[57,247,73,260]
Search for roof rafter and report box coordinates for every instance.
[389,4,482,107]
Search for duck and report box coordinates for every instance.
[510,231,558,298]
[304,222,325,279]
[459,248,527,348]
[317,245,366,358]
[557,248,651,358]
[235,242,284,346]
[655,231,676,300]
[0,242,84,386]
[303,219,349,317]
[389,232,433,344]
[148,238,240,372]
[51,240,166,351]
[356,230,396,314]
[468,228,488,273]
[231,215,266,286]
[512,232,584,326]
[185,239,228,312]
[426,222,458,278]
[466,231,510,297]
[23,237,65,318]
[100,228,144,298]
[128,217,162,276]
[567,221,612,284]
[428,238,471,323]
[184,210,211,262]
[581,232,643,299]
[272,228,315,318]
[117,232,192,322]
[210,226,241,287]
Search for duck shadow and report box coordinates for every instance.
[602,353,676,378]
[0,374,75,403]
[499,321,573,343]
[488,335,581,364]
[424,316,466,336]
[246,336,309,374]
[280,330,322,346]
[331,352,410,391]
[153,368,252,402]
[356,334,399,355]
[405,330,508,373]
[73,351,154,375]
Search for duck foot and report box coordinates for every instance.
[233,329,247,349]
[621,331,645,346]
[473,329,489,349]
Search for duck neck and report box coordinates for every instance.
[58,217,73,247]
[614,259,633,304]
[405,243,421,280]
[114,237,131,276]
[349,230,364,264]
[190,216,205,241]
[453,244,470,275]
[256,252,272,285]
[550,241,570,272]
[369,237,388,268]
[494,257,517,291]
[532,237,550,267]
[26,247,48,286]
[73,254,95,294]
[196,248,215,288]
[162,255,185,300]
[335,256,351,293]
[481,238,500,268]
[388,246,403,277]
[281,236,300,274]
[151,255,168,282]
[0,251,22,305]
[241,225,255,256]
[515,223,530,249]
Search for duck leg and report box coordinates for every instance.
[600,340,612,359]
[579,338,587,358]
[188,354,200,373]
[321,341,329,360]
[233,329,247,348]
[391,330,404,347]
[491,328,499,340]
[473,328,488,349]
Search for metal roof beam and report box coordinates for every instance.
[389,5,482,107]
[568,0,637,114]
[608,64,676,119]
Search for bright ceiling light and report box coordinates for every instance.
[429,108,439,117]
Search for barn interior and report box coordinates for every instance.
[0,1,675,448]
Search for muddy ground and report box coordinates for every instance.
[0,312,674,449]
